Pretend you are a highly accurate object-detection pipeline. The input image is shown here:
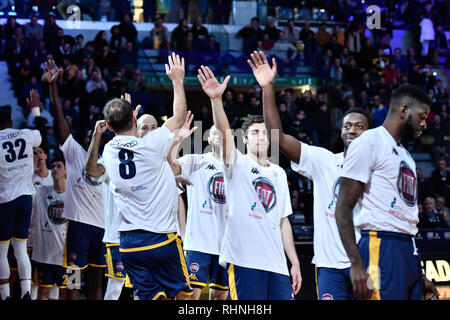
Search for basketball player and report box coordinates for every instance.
[31,157,67,300]
[43,60,106,300]
[168,123,229,300]
[0,104,42,300]
[335,84,439,300]
[247,51,371,300]
[101,53,192,300]
[198,65,302,300]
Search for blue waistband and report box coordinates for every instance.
[361,230,414,241]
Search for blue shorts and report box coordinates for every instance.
[185,250,228,291]
[0,195,32,242]
[227,264,294,300]
[32,262,67,288]
[358,230,422,300]
[63,220,106,270]
[105,243,132,288]
[119,230,193,300]
[316,267,354,300]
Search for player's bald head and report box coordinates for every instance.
[137,114,158,137]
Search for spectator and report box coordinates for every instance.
[418,197,448,229]
[118,13,138,44]
[344,57,362,91]
[346,21,363,57]
[96,45,117,72]
[85,69,107,94]
[315,102,333,149]
[427,114,450,163]
[327,34,343,58]
[417,167,433,205]
[435,195,450,227]
[272,31,298,77]
[332,24,345,47]
[170,19,190,51]
[43,13,59,54]
[383,62,401,86]
[54,42,72,66]
[127,69,147,93]
[264,16,280,42]
[277,102,292,133]
[299,21,316,66]
[260,33,274,51]
[150,15,169,50]
[191,16,209,40]
[24,13,43,49]
[23,75,43,101]
[431,159,450,203]
[371,94,389,128]
[392,47,409,74]
[109,25,126,54]
[290,109,315,146]
[119,41,138,69]
[283,19,299,45]
[419,14,435,63]
[289,196,306,225]
[330,57,344,81]
[98,0,116,21]
[372,48,390,76]
[236,17,264,55]
[315,23,331,48]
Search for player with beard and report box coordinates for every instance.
[246,51,372,300]
[335,84,439,300]
[197,65,302,300]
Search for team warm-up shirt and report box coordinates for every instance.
[28,173,54,248]
[342,126,419,235]
[102,177,121,244]
[102,126,178,233]
[0,128,41,203]
[60,135,104,228]
[177,152,228,255]
[31,185,66,265]
[219,149,292,276]
[291,142,361,269]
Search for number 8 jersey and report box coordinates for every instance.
[0,128,41,203]
[102,126,179,234]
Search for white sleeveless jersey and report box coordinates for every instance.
[342,126,419,235]
[291,142,361,269]
[0,128,41,203]
[102,126,178,233]
[219,150,292,276]
[177,153,227,255]
[31,185,66,265]
[60,135,104,228]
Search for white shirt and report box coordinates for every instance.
[60,135,104,228]
[342,126,419,235]
[102,126,178,233]
[0,128,41,203]
[178,153,228,255]
[291,142,361,269]
[31,185,67,265]
[219,149,292,276]
[102,178,121,244]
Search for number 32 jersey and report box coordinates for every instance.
[102,126,179,234]
[0,128,41,203]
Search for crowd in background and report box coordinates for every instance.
[0,0,449,232]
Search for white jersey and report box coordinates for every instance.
[291,142,361,269]
[342,126,419,235]
[60,135,104,228]
[0,128,41,203]
[219,149,292,276]
[31,185,67,265]
[102,178,121,244]
[178,152,227,255]
[102,126,178,233]
[28,173,54,248]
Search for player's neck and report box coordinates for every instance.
[247,151,270,167]
[211,146,220,160]
[115,127,138,137]
[382,121,402,145]
[35,166,49,178]
[53,178,66,193]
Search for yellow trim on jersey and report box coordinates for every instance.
[88,263,106,268]
[106,247,114,276]
[119,233,178,253]
[105,243,119,248]
[153,291,167,300]
[209,283,229,290]
[368,231,381,300]
[124,274,132,288]
[314,266,319,300]
[227,264,238,300]
[190,281,207,288]
[12,237,27,241]
[38,284,56,288]
[177,290,194,296]
[0,238,11,243]
[175,236,191,288]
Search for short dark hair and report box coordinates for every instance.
[390,84,432,111]
[103,98,134,132]
[343,107,372,128]
[0,105,12,127]
[51,156,65,167]
[242,115,265,136]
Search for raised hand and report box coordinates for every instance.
[26,89,41,110]
[247,51,277,88]
[165,52,185,83]
[174,110,198,143]
[42,60,63,84]
[121,93,142,119]
[197,65,231,100]
[93,120,108,137]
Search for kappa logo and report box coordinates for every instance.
[190,263,199,273]
[321,293,334,300]
[206,164,216,170]
[392,148,399,155]
[251,167,260,174]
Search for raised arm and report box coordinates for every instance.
[26,89,47,146]
[44,60,70,144]
[164,52,187,132]
[335,177,372,300]
[85,120,107,178]
[197,66,233,165]
[248,51,302,164]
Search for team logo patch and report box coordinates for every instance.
[321,293,334,300]
[116,262,124,271]
[190,263,199,273]
[208,173,226,204]
[47,200,66,224]
[252,177,276,212]
[397,161,417,207]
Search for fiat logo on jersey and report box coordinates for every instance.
[208,173,226,204]
[47,201,66,224]
[397,161,417,207]
[253,177,276,212]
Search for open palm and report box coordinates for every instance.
[198,65,230,99]
[248,51,277,87]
